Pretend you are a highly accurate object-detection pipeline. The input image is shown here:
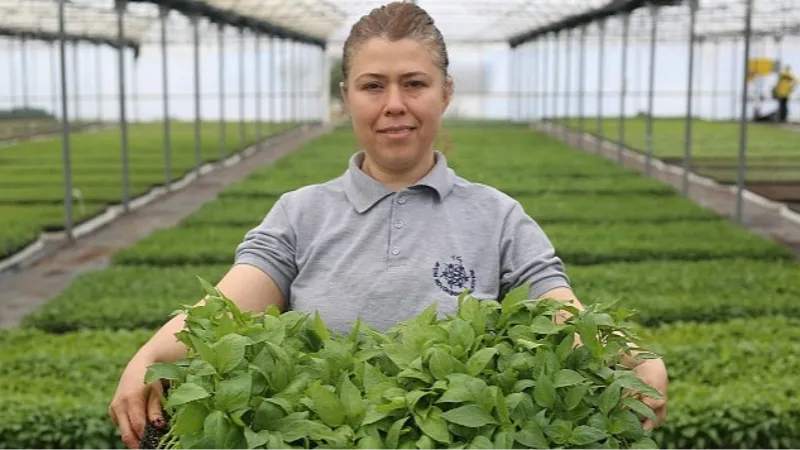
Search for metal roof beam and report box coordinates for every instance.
[507,0,684,47]
[127,0,327,48]
[0,26,139,52]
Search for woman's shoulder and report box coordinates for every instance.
[272,176,349,217]
[449,174,522,211]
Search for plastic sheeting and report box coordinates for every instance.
[0,0,155,48]
[2,0,798,47]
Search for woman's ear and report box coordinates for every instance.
[442,76,454,111]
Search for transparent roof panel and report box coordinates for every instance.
[196,0,617,43]
[1,0,799,46]
[0,0,156,45]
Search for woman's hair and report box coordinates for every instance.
[341,1,450,84]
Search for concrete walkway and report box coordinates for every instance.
[0,124,333,329]
[537,122,800,258]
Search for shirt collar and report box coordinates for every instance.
[343,150,456,213]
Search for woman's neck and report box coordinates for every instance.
[361,153,436,191]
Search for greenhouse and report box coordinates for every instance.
[1,0,799,448]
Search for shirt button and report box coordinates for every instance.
[391,247,400,255]
[397,196,407,204]
[394,220,404,229]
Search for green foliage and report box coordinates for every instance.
[0,121,294,259]
[543,220,793,265]
[647,316,800,385]
[652,377,800,449]
[21,265,230,332]
[0,328,152,449]
[146,280,662,449]
[570,258,800,326]
[563,117,800,159]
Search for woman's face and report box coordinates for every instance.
[342,37,452,174]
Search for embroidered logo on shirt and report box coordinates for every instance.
[433,255,476,296]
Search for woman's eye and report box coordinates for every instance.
[363,83,381,90]
[407,80,425,88]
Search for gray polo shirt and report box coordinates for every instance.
[234,150,570,334]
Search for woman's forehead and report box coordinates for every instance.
[350,38,439,73]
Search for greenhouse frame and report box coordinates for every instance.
[2,1,800,449]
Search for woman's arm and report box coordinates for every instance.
[133,264,286,365]
[538,285,668,431]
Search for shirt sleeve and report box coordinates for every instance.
[233,194,298,300]
[499,200,571,300]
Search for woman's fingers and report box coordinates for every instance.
[147,381,166,429]
[110,401,140,449]
[125,395,148,448]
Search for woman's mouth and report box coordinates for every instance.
[378,126,416,139]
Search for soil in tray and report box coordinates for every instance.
[746,182,800,203]
[662,156,800,166]
[693,162,800,170]
[694,167,800,184]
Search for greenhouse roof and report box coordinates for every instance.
[0,0,798,49]
[0,0,149,50]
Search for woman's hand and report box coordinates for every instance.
[108,355,167,449]
[632,357,669,431]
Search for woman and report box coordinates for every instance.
[108,2,668,447]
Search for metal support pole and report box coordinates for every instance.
[534,40,540,122]
[563,30,572,140]
[96,46,103,121]
[696,39,704,119]
[289,40,295,124]
[731,38,738,120]
[58,0,74,240]
[255,33,262,145]
[132,55,139,123]
[239,27,246,151]
[269,36,276,132]
[736,0,754,223]
[618,13,631,164]
[523,44,529,121]
[518,44,525,121]
[21,36,30,137]
[520,44,526,121]
[51,43,58,124]
[596,19,606,153]
[542,36,549,123]
[218,25,227,158]
[578,25,587,148]
[284,38,289,124]
[553,32,560,126]
[527,43,533,121]
[712,39,720,120]
[8,39,16,119]
[321,45,331,124]
[297,44,303,123]
[192,15,202,173]
[645,4,660,176]
[297,43,303,123]
[159,5,172,189]
[116,0,130,212]
[73,41,80,121]
[508,45,515,121]
[282,39,288,124]
[682,0,699,196]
